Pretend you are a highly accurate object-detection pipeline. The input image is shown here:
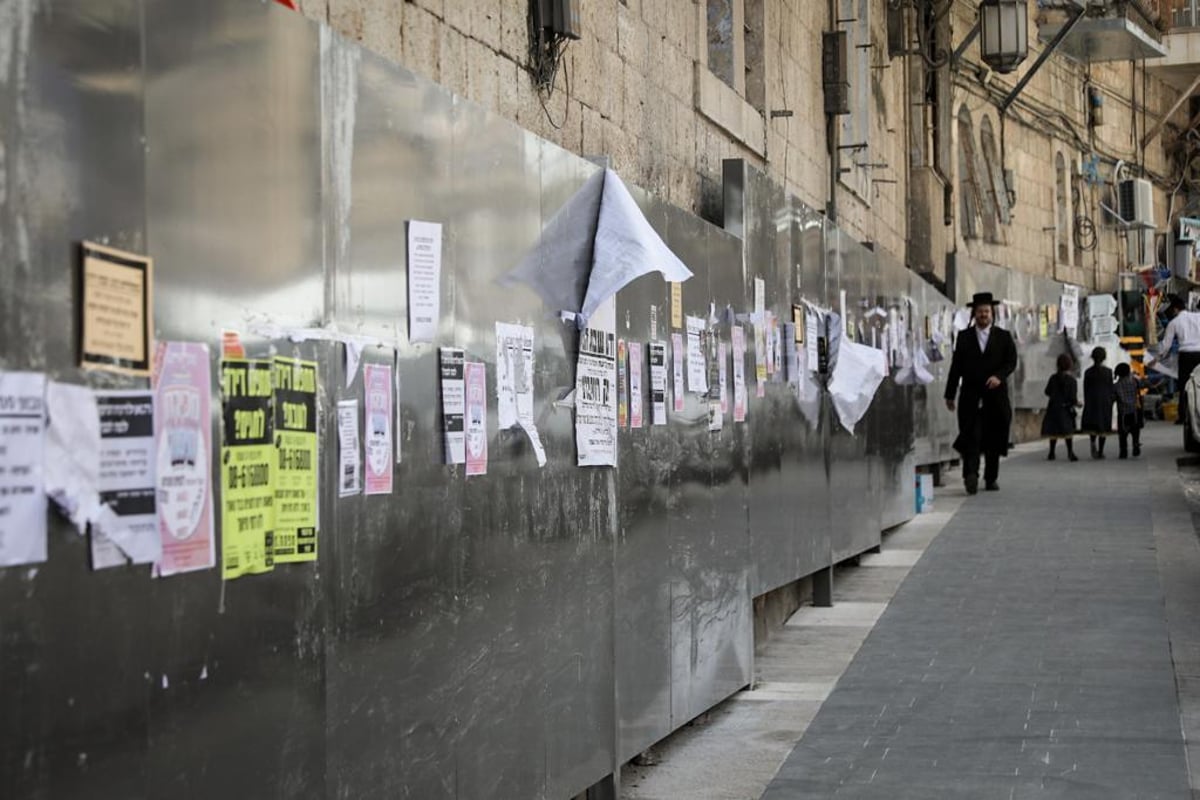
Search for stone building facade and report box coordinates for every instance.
[291,0,1190,294]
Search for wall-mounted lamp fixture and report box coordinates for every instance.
[979,0,1029,74]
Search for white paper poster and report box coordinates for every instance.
[495,322,547,467]
[685,315,708,393]
[754,277,765,320]
[465,361,488,476]
[805,306,821,371]
[575,297,618,467]
[93,390,159,568]
[1060,285,1080,335]
[0,371,47,567]
[732,326,747,423]
[363,363,394,495]
[337,399,362,497]
[440,347,466,465]
[649,342,667,425]
[407,220,443,343]
[718,341,729,415]
[44,381,104,536]
[629,341,644,429]
[671,333,685,412]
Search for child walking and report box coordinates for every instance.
[1113,362,1143,459]
[1042,353,1080,461]
[1080,346,1114,458]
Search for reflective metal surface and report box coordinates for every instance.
[2,4,964,798]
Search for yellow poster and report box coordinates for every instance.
[220,358,275,579]
[1038,307,1049,339]
[671,282,683,329]
[80,241,153,376]
[273,357,318,563]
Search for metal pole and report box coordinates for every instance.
[1000,6,1086,117]
[1142,70,1200,149]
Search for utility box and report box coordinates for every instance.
[822,31,849,116]
[537,0,581,40]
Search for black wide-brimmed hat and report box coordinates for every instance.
[966,292,1000,308]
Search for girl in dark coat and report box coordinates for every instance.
[1080,346,1114,458]
[1042,353,1080,461]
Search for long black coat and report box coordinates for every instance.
[944,325,1018,456]
[1041,372,1078,437]
[1079,365,1114,433]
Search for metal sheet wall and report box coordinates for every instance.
[1,3,957,798]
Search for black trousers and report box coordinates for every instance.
[962,450,1000,483]
[1117,411,1141,455]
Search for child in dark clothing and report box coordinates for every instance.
[1113,362,1143,459]
[1042,353,1081,461]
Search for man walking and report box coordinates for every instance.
[1157,295,1200,446]
[945,292,1018,494]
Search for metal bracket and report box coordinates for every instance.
[1000,5,1086,116]
[951,20,980,65]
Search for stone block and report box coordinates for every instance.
[403,4,442,83]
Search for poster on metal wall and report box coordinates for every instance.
[153,343,216,577]
[93,390,158,569]
[465,361,488,476]
[575,297,618,467]
[0,371,47,568]
[273,357,318,563]
[629,341,644,429]
[732,325,747,423]
[648,341,667,425]
[220,357,274,580]
[363,363,394,495]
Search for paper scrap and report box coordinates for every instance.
[220,358,275,580]
[575,296,618,467]
[617,340,629,429]
[718,341,729,415]
[671,333,685,412]
[465,361,488,476]
[629,341,644,429]
[708,400,723,432]
[793,305,805,342]
[273,357,319,562]
[686,315,708,393]
[440,347,466,465]
[364,363,394,495]
[153,342,216,577]
[407,220,443,343]
[649,342,667,425]
[495,322,547,467]
[732,326,747,423]
[44,381,104,536]
[80,241,153,376]
[337,399,362,497]
[93,390,160,567]
[754,278,765,320]
[0,371,47,567]
[344,339,364,389]
[829,339,888,434]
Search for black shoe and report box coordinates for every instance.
[1133,446,1142,457]
[1097,452,1106,459]
[985,482,999,491]
[1119,452,1128,459]
[1068,454,1079,462]
[965,476,978,495]
[1047,452,1056,461]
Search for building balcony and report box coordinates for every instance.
[1149,0,1200,84]
[1037,0,1167,63]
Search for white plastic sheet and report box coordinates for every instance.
[829,340,888,434]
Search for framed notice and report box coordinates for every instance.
[80,241,153,376]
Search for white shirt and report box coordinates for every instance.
[1161,311,1200,354]
[975,324,991,352]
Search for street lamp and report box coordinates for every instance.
[979,0,1029,74]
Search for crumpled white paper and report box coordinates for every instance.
[44,381,116,535]
[829,340,888,434]
[895,340,935,386]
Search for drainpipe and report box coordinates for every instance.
[827,0,839,224]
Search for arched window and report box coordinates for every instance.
[1055,153,1070,264]
[958,107,997,242]
[979,116,1010,226]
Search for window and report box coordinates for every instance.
[705,0,765,110]
[707,0,737,90]
[1055,153,1070,264]
[979,116,1010,226]
[958,107,996,242]
[839,0,873,200]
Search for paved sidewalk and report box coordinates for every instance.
[623,422,1200,799]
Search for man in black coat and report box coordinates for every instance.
[944,292,1018,494]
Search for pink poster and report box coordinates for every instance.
[363,363,394,495]
[465,361,488,477]
[153,342,216,576]
[671,333,685,413]
[628,342,644,429]
[732,326,747,423]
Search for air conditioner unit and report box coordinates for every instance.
[1117,178,1154,227]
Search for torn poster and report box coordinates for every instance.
[708,400,723,432]
[732,325,747,423]
[220,357,275,580]
[686,315,708,393]
[93,390,159,567]
[494,322,547,467]
[440,347,466,465]
[671,333,685,412]
[337,399,361,497]
[465,361,488,477]
[44,381,105,535]
[154,342,216,577]
[829,339,888,434]
[575,297,618,467]
[718,341,729,415]
[617,340,629,429]
[407,220,443,343]
[629,341,644,429]
[363,363,394,495]
[274,357,318,563]
[497,168,693,330]
[649,342,667,425]
[0,371,47,568]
